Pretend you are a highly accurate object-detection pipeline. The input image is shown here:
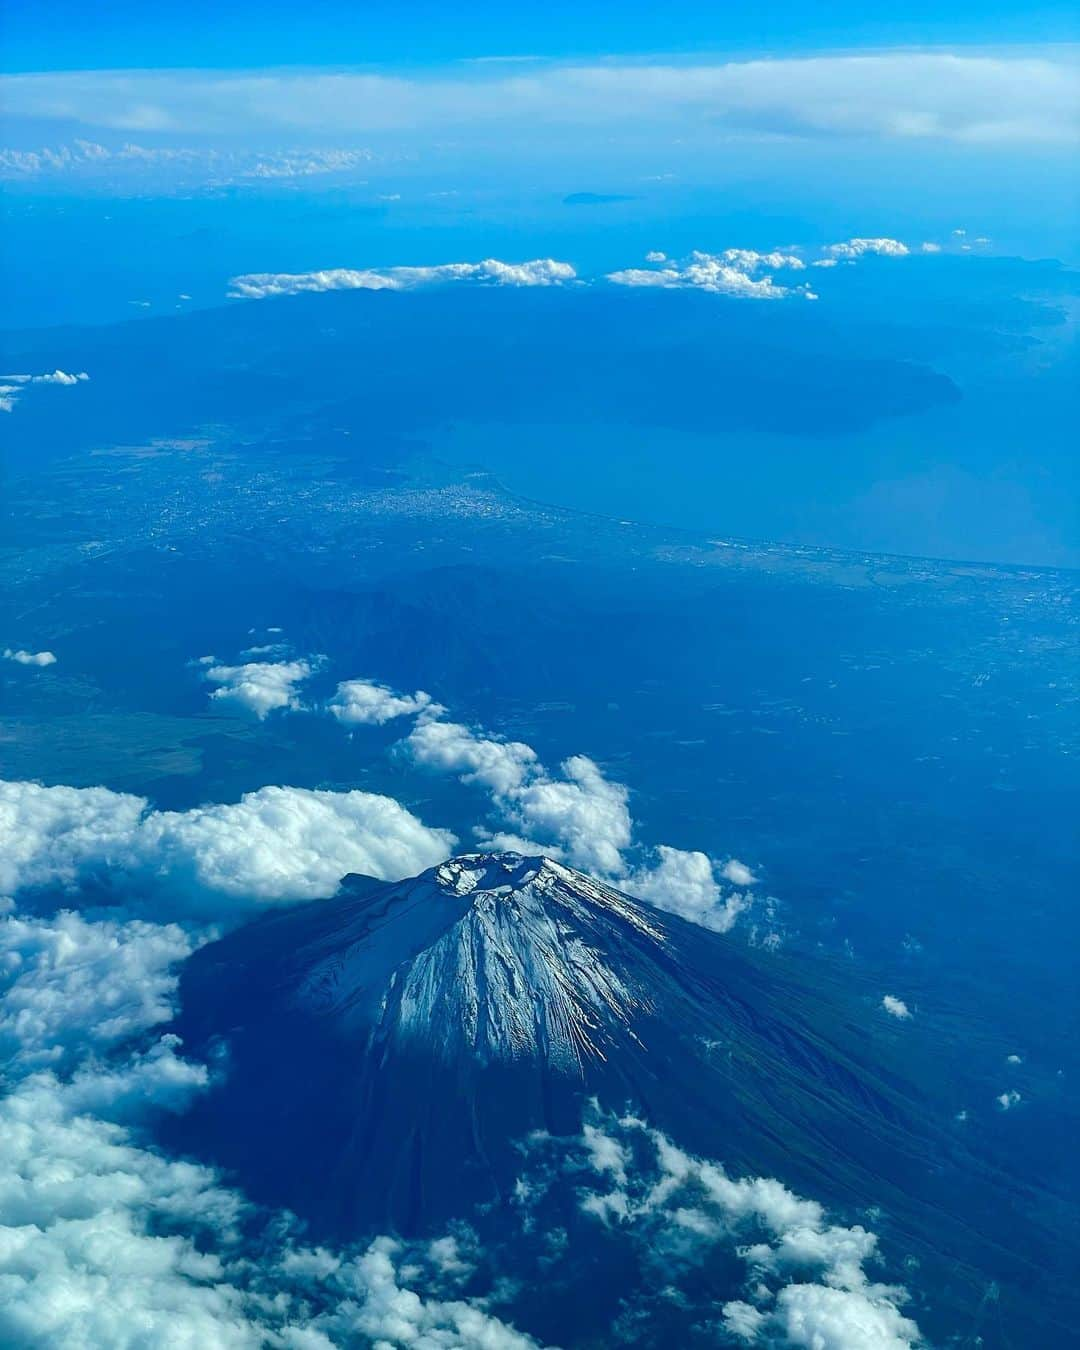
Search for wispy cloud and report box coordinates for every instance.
[3,54,1075,146]
[0,370,88,413]
[0,139,374,183]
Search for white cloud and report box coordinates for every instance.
[21,369,87,386]
[0,1052,539,1348]
[0,779,456,918]
[204,657,319,718]
[719,248,807,272]
[0,911,195,1074]
[0,688,864,1347]
[721,858,757,887]
[608,248,813,301]
[825,237,910,259]
[0,370,88,413]
[581,1123,631,1186]
[478,831,554,858]
[881,995,911,1020]
[0,780,147,898]
[1006,1054,1022,1065]
[328,678,435,726]
[0,1070,255,1346]
[626,846,750,933]
[391,693,756,930]
[240,642,288,657]
[403,713,630,875]
[405,716,539,797]
[135,786,456,907]
[314,1237,540,1349]
[996,1090,1021,1110]
[4,55,1075,146]
[752,1281,924,1349]
[509,754,632,876]
[524,1109,923,1350]
[0,908,249,1341]
[644,250,667,262]
[919,242,942,253]
[3,648,57,667]
[241,148,373,179]
[228,257,576,300]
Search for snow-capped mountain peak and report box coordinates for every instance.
[171,850,957,1249]
[291,852,668,1071]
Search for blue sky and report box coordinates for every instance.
[4,0,1078,72]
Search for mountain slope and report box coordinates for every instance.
[168,853,1073,1345]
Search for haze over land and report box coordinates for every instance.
[1,5,1077,1348]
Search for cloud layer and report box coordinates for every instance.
[0,902,541,1348]
[4,54,1075,146]
[227,234,922,309]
